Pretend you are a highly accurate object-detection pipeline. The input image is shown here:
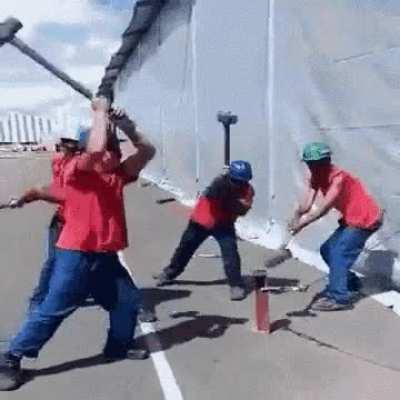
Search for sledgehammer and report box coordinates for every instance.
[0,17,93,99]
[264,234,295,269]
[0,198,18,210]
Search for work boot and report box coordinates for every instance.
[311,297,354,312]
[138,307,157,323]
[230,286,246,301]
[0,353,22,391]
[152,271,175,287]
[103,347,149,362]
[125,348,150,360]
[81,296,97,307]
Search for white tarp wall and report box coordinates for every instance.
[115,0,400,287]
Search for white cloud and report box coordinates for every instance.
[0,85,68,110]
[87,37,121,53]
[64,45,77,60]
[0,0,133,116]
[1,0,92,39]
[66,65,105,86]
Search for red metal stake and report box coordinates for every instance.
[255,287,270,333]
[253,270,270,333]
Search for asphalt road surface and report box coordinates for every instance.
[0,154,399,399]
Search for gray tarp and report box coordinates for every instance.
[115,0,400,286]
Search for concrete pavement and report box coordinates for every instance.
[0,154,399,399]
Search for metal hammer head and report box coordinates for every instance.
[217,111,238,126]
[0,17,23,46]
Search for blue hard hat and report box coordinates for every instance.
[78,126,90,150]
[229,160,253,182]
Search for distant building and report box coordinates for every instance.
[0,111,56,144]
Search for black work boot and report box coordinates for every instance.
[125,348,150,360]
[103,347,149,362]
[152,271,175,287]
[0,353,22,391]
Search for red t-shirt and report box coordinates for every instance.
[55,152,136,252]
[191,175,255,229]
[51,153,75,222]
[311,165,382,229]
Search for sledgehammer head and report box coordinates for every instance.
[264,248,292,269]
[0,17,23,46]
[217,111,238,126]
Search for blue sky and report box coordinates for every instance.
[0,0,136,117]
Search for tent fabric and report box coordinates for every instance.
[112,0,400,286]
[97,0,166,100]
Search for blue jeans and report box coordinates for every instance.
[9,249,140,359]
[163,221,243,287]
[28,215,145,313]
[28,214,61,312]
[320,224,375,304]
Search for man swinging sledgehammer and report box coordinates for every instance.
[154,161,255,301]
[288,142,383,311]
[0,98,156,391]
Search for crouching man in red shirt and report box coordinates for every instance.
[154,161,255,301]
[288,142,382,312]
[0,98,156,391]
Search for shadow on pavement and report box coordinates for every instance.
[26,354,107,379]
[158,275,299,288]
[140,287,192,315]
[162,275,300,298]
[80,287,192,315]
[26,311,247,379]
[23,288,193,380]
[169,278,227,286]
[136,311,248,352]
[270,318,291,333]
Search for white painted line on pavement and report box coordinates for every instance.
[140,322,184,400]
[118,251,184,400]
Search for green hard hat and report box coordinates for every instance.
[302,142,332,161]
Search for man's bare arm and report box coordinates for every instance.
[291,175,343,234]
[294,184,317,218]
[287,181,318,231]
[111,109,156,178]
[86,97,110,154]
[122,132,156,179]
[12,185,62,207]
[71,97,112,172]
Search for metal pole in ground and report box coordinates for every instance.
[252,269,270,333]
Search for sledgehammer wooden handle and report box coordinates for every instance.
[10,37,93,100]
